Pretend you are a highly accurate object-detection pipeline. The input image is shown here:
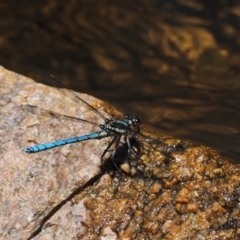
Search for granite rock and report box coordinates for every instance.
[0,66,239,239]
[0,66,115,239]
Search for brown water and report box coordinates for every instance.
[0,0,239,160]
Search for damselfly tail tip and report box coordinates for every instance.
[22,148,31,154]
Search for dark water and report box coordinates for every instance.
[0,0,239,160]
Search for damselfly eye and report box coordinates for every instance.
[133,117,140,125]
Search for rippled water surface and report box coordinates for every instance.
[0,0,239,160]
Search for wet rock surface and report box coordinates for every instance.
[46,131,240,239]
[1,67,240,239]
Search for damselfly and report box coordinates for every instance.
[23,75,142,168]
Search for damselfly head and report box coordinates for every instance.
[124,114,141,126]
[133,117,141,125]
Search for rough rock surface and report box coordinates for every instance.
[0,66,239,239]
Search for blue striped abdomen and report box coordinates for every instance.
[24,130,108,153]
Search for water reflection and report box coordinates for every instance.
[0,0,239,160]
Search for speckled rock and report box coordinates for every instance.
[1,66,239,240]
[46,133,240,240]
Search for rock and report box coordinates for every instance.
[0,66,115,239]
[0,66,239,239]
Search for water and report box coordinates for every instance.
[1,0,239,161]
[23,75,141,168]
